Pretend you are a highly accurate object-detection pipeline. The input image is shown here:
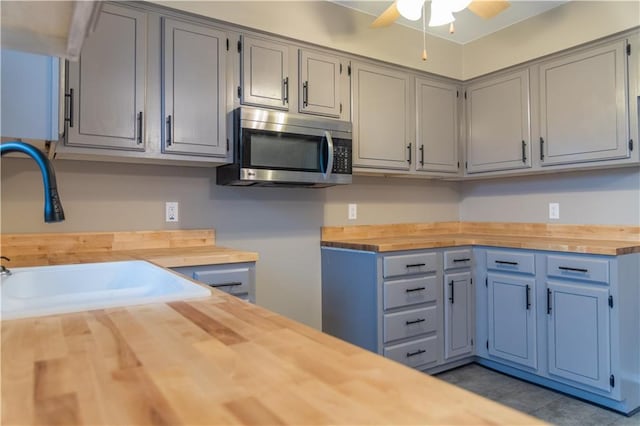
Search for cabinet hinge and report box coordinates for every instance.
[340,63,343,74]
[237,86,241,99]
[456,90,459,98]
[465,161,468,169]
[471,338,474,346]
[610,374,615,388]
[340,103,343,113]
[457,161,460,168]
[485,277,488,287]
[348,65,351,76]
[226,38,229,51]
[627,44,631,56]
[629,139,634,151]
[609,295,613,308]
[237,40,242,53]
[470,278,473,285]
[464,91,467,99]
[486,340,489,350]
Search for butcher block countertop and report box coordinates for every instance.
[321,222,640,255]
[1,293,544,425]
[0,229,258,267]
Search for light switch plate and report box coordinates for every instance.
[549,202,560,220]
[348,203,357,220]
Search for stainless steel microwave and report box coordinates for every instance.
[217,108,352,187]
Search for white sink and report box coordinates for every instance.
[1,260,211,320]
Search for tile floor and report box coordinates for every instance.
[435,364,640,425]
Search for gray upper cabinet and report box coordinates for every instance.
[298,49,342,118]
[241,36,290,110]
[162,18,226,157]
[352,62,412,170]
[415,78,460,173]
[66,3,146,151]
[539,40,630,166]
[465,69,531,173]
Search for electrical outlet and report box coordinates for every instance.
[166,202,179,222]
[348,203,357,220]
[549,202,560,220]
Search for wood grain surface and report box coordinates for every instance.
[1,230,258,267]
[1,292,545,425]
[321,222,640,255]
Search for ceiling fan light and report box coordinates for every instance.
[397,0,424,21]
[450,0,472,13]
[429,0,455,27]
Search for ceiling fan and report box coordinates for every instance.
[371,0,511,28]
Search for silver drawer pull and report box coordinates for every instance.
[405,287,426,293]
[558,266,588,273]
[406,349,426,358]
[405,318,426,325]
[209,281,242,288]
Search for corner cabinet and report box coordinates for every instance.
[161,18,227,156]
[66,3,147,151]
[415,79,460,173]
[539,39,630,165]
[443,249,474,360]
[352,61,412,171]
[240,36,290,110]
[465,68,532,173]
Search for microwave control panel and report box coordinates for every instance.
[332,139,352,174]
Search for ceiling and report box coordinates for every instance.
[331,1,569,44]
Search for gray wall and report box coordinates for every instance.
[0,159,460,328]
[460,168,640,225]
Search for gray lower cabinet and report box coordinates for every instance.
[352,61,412,171]
[241,36,290,110]
[415,78,460,174]
[172,262,256,302]
[539,39,630,165]
[443,248,474,360]
[161,18,227,157]
[475,247,640,414]
[464,68,532,173]
[66,3,147,151]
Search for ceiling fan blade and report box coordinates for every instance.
[370,1,400,28]
[468,0,511,19]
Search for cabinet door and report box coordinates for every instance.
[1,49,59,141]
[299,49,341,118]
[540,40,629,165]
[547,281,611,392]
[488,274,537,369]
[66,3,146,151]
[416,78,459,173]
[352,62,411,170]
[444,271,473,359]
[162,18,226,157]
[241,36,289,110]
[465,69,531,173]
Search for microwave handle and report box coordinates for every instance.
[322,131,334,179]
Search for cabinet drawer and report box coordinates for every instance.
[384,276,438,310]
[444,249,472,270]
[383,306,438,343]
[487,250,535,275]
[174,265,251,296]
[383,252,438,278]
[384,336,439,368]
[547,255,609,284]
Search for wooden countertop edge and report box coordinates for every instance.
[321,237,640,255]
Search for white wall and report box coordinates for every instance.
[460,168,640,226]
